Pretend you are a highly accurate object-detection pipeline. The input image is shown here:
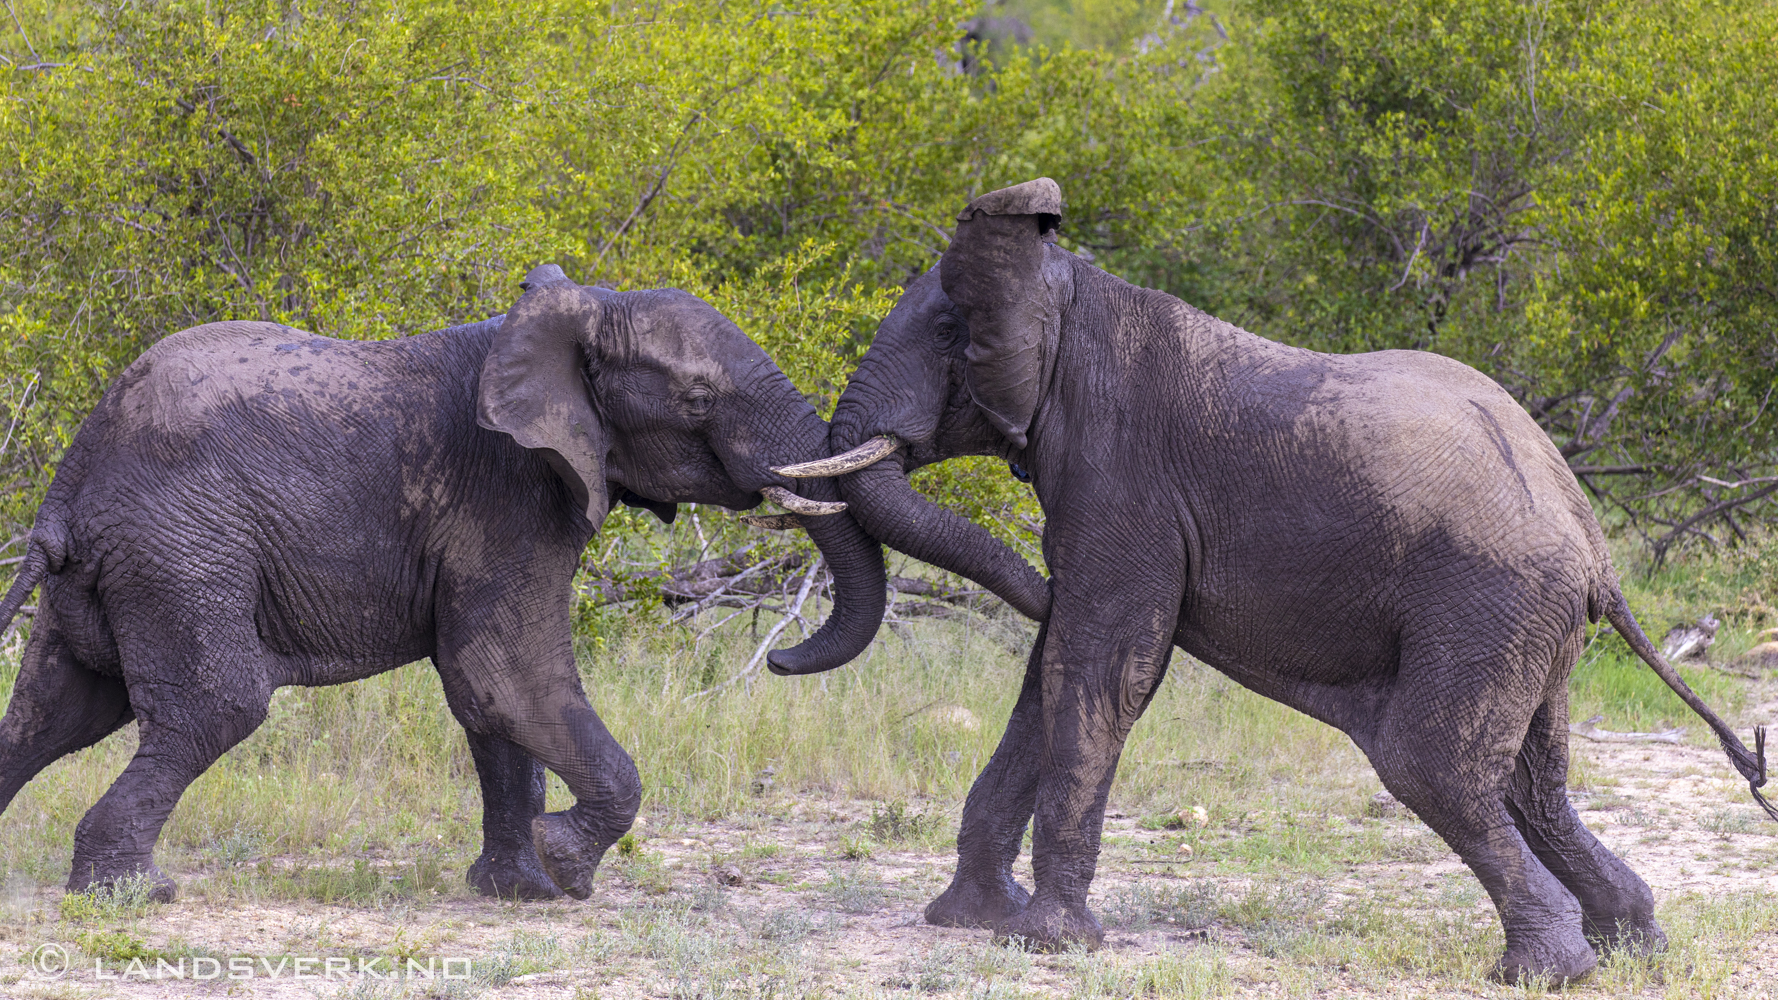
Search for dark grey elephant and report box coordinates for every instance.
[0,265,882,903]
[779,180,1773,983]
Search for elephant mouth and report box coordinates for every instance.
[616,488,678,524]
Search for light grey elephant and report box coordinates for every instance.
[780,180,1772,984]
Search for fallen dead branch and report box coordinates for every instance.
[1569,714,1684,745]
[684,557,825,701]
[584,547,1008,624]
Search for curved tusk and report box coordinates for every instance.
[761,485,847,516]
[739,513,804,531]
[772,435,903,478]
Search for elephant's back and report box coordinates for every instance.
[59,318,508,554]
[1191,340,1608,670]
[1314,349,1597,553]
[110,321,482,449]
[43,318,528,676]
[118,322,349,435]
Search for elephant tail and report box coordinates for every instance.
[1602,588,1777,822]
[0,512,67,634]
[0,539,48,634]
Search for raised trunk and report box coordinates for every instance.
[835,457,1050,622]
[763,467,889,677]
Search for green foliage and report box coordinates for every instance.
[1100,0,1778,554]
[2,0,1773,582]
[866,799,939,842]
[1525,1,1778,546]
[58,872,161,922]
[75,928,160,963]
[1569,647,1746,734]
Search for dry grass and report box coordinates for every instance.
[0,537,1775,996]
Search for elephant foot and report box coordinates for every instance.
[926,872,1031,929]
[467,851,564,901]
[1490,929,1598,986]
[992,893,1104,953]
[1585,915,1667,958]
[67,862,177,904]
[530,811,612,900]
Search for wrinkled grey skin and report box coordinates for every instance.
[0,267,883,904]
[824,181,1770,984]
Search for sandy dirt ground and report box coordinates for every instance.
[5,718,1777,1000]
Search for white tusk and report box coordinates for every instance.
[771,435,903,478]
[739,513,803,531]
[761,485,846,516]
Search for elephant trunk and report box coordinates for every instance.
[835,456,1050,622]
[763,470,888,677]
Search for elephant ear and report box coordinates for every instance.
[939,177,1066,450]
[478,266,611,528]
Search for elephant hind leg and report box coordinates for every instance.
[1366,652,1596,985]
[1506,688,1662,955]
[0,627,133,814]
[70,625,274,903]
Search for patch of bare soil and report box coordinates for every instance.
[7,717,1778,1000]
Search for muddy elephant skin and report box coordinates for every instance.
[818,180,1771,983]
[0,266,884,904]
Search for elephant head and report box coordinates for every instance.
[771,183,1073,630]
[478,264,884,674]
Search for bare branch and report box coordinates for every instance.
[6,0,42,64]
[685,556,824,701]
[1651,481,1778,566]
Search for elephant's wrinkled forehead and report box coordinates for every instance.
[599,288,769,384]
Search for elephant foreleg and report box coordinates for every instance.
[995,568,1182,952]
[435,603,639,901]
[462,730,562,900]
[927,622,1048,928]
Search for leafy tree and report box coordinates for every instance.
[2,0,1773,588]
[1101,0,1778,559]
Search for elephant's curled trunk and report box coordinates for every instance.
[834,457,1050,623]
[765,473,888,675]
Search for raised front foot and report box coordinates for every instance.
[530,811,614,900]
[67,863,177,904]
[926,872,1031,928]
[992,892,1104,952]
[1491,928,1598,986]
[467,851,563,901]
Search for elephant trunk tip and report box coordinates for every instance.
[763,645,840,677]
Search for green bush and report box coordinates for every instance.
[3,0,1774,586]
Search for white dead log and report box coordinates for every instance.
[1660,613,1719,662]
[1568,714,1684,745]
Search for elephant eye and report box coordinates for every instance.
[685,381,715,416]
[935,319,967,351]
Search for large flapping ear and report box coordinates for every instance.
[478,266,611,528]
[940,177,1065,450]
